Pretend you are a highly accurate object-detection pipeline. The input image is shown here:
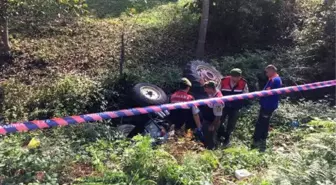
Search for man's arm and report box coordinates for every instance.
[211,103,224,130]
[243,84,249,93]
[191,106,202,129]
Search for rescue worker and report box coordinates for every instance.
[169,78,202,134]
[252,65,282,152]
[219,68,248,147]
[200,81,224,149]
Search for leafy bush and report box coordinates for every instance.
[86,0,177,18]
[218,147,267,174]
[188,0,297,53]
[272,99,336,126]
[307,119,336,132]
[122,135,177,181]
[7,0,87,37]
[1,75,103,122]
[79,136,219,185]
[290,0,336,81]
[85,139,130,172]
[159,151,218,184]
[271,133,336,185]
[0,130,76,184]
[0,122,123,184]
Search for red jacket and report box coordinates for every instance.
[170,90,194,103]
[220,76,247,109]
[221,76,247,94]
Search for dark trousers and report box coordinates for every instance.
[253,108,275,142]
[218,107,240,140]
[202,120,217,150]
[169,109,196,131]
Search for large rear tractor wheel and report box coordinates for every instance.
[183,60,223,99]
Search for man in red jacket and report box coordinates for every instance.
[219,68,249,147]
[169,78,202,134]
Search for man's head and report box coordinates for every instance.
[179,77,192,91]
[265,65,278,78]
[203,81,217,95]
[230,68,242,83]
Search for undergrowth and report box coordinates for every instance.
[0,0,335,185]
[0,101,335,185]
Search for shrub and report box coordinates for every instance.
[122,135,176,181]
[272,99,336,126]
[0,130,76,184]
[218,147,267,174]
[160,151,218,184]
[80,136,219,185]
[271,132,336,185]
[1,75,103,122]
[189,0,297,53]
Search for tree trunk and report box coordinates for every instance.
[0,0,10,53]
[119,31,125,77]
[196,0,210,59]
[0,17,10,52]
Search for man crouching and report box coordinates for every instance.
[200,81,224,149]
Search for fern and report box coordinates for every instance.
[272,133,336,185]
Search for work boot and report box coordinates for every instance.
[223,138,231,148]
[259,140,267,152]
[251,140,260,150]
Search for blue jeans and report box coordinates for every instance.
[253,108,275,142]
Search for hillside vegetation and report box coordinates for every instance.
[0,0,335,184]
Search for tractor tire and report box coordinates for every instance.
[132,83,168,106]
[183,60,223,99]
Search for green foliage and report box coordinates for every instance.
[273,99,336,126]
[86,0,177,18]
[219,147,267,174]
[271,133,336,185]
[159,151,218,184]
[0,123,123,184]
[0,130,76,184]
[122,135,176,180]
[85,139,130,172]
[292,0,335,81]
[7,0,87,22]
[307,119,336,132]
[0,0,335,184]
[80,136,219,185]
[1,75,103,122]
[189,0,297,53]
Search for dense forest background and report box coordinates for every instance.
[0,0,335,122]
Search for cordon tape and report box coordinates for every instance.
[0,80,335,135]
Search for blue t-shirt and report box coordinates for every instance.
[259,75,282,110]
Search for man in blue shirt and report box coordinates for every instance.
[252,65,282,152]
